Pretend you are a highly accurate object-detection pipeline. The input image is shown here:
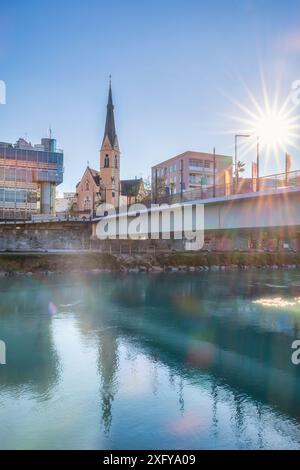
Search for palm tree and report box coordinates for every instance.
[236,160,245,185]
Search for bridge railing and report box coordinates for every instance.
[149,170,300,206]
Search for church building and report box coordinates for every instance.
[75,81,144,218]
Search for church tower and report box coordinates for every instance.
[100,79,120,207]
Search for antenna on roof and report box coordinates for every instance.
[49,125,52,139]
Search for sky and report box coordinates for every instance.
[0,0,300,193]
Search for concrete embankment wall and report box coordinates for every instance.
[0,222,92,251]
[0,220,300,253]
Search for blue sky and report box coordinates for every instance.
[0,0,300,192]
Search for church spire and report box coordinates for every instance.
[101,77,118,149]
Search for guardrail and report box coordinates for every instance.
[151,170,300,205]
[0,215,89,225]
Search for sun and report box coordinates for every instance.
[253,110,293,149]
[226,80,300,164]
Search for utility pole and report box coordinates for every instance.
[256,136,260,192]
[213,147,216,197]
[180,159,183,202]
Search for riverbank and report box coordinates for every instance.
[0,251,300,276]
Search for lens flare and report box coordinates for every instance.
[254,110,294,149]
[226,78,300,167]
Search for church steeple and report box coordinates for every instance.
[99,77,121,208]
[101,77,118,149]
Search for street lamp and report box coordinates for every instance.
[256,136,260,192]
[234,134,251,193]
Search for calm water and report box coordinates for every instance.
[1,270,300,449]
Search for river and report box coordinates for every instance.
[1,270,300,449]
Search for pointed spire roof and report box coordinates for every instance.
[101,77,118,149]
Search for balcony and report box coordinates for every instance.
[189,165,213,172]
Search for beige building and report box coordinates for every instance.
[55,192,76,215]
[152,151,232,197]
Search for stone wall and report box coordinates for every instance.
[0,220,299,253]
[0,222,92,251]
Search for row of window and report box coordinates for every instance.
[0,167,63,184]
[83,190,116,209]
[153,159,213,179]
[0,209,33,220]
[189,159,211,169]
[0,149,63,166]
[154,162,179,178]
[189,174,211,185]
[0,188,37,203]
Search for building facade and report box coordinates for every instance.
[75,82,145,218]
[0,137,63,220]
[55,192,76,215]
[151,151,232,197]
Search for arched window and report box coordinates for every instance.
[83,196,91,210]
[115,155,118,169]
[85,180,89,191]
[104,155,109,168]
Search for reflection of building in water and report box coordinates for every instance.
[73,279,120,435]
[0,279,60,395]
[211,381,219,439]
[63,273,300,443]
[96,273,300,421]
[98,329,119,435]
[178,377,185,413]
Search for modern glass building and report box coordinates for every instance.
[0,137,63,220]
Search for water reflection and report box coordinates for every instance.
[0,277,60,397]
[1,271,300,448]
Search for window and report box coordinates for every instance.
[112,191,115,198]
[111,176,115,183]
[115,155,118,168]
[85,180,90,191]
[189,159,203,170]
[83,197,91,210]
[204,160,210,169]
[189,174,202,184]
[104,155,109,168]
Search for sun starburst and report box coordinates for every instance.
[226,79,300,169]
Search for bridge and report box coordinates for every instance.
[0,170,299,252]
[91,170,300,251]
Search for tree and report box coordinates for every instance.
[236,160,246,187]
[169,181,175,196]
[153,175,166,201]
[237,160,245,178]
